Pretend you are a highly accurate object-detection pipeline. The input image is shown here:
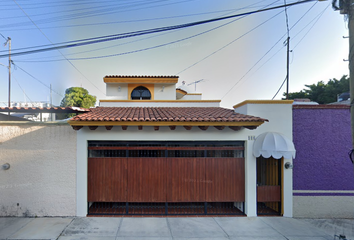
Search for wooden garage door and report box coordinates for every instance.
[167,158,206,202]
[206,157,245,202]
[88,141,245,203]
[88,157,127,202]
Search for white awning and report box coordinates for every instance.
[253,132,296,159]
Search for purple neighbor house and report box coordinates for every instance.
[292,104,354,218]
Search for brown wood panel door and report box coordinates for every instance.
[205,158,245,202]
[167,158,206,202]
[127,158,166,202]
[88,158,127,202]
[257,186,281,202]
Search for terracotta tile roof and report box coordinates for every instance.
[70,107,267,123]
[105,75,178,78]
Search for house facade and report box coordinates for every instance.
[68,76,295,217]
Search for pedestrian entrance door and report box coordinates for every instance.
[256,156,282,215]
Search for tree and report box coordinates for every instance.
[60,87,96,108]
[59,87,96,118]
[283,75,349,104]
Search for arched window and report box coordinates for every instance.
[131,86,151,100]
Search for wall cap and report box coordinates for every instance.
[233,100,294,109]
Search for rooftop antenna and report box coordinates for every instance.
[187,79,207,91]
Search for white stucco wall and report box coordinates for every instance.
[0,122,76,217]
[154,84,176,100]
[106,83,128,99]
[293,196,354,218]
[180,93,202,100]
[235,101,294,217]
[100,101,220,107]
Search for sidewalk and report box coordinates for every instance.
[0,216,353,240]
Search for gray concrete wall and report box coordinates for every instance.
[0,122,76,217]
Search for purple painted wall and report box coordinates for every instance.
[293,105,354,193]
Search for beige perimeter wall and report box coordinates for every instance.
[0,122,76,217]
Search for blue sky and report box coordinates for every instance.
[0,0,349,108]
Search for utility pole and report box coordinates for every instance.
[348,0,354,158]
[50,84,54,121]
[5,37,11,115]
[286,37,290,100]
[1,37,11,116]
[333,0,354,161]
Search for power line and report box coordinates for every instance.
[292,3,330,50]
[12,73,34,103]
[177,0,282,75]
[272,76,288,99]
[0,0,197,29]
[220,1,320,100]
[0,0,316,59]
[12,63,63,98]
[15,0,270,62]
[0,33,7,41]
[0,2,262,23]
[0,5,269,31]
[12,0,106,95]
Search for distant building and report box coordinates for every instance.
[9,102,54,121]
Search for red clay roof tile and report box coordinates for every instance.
[70,107,267,123]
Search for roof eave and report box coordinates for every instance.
[67,120,265,127]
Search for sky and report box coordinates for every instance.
[0,0,349,108]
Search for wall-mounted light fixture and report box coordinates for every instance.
[118,86,121,92]
[284,162,293,169]
[2,163,10,170]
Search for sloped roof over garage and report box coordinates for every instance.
[68,107,267,131]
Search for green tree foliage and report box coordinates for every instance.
[283,75,349,104]
[59,87,96,119]
[60,87,96,108]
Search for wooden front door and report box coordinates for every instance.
[256,156,282,215]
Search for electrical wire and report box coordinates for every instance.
[12,63,63,97]
[179,0,318,77]
[0,0,197,29]
[15,0,269,62]
[0,1,287,54]
[272,76,287,99]
[284,0,290,35]
[268,3,327,100]
[12,74,34,103]
[220,1,320,100]
[0,33,8,42]
[0,0,316,58]
[0,0,241,22]
[14,3,284,62]
[292,3,330,50]
[177,3,283,75]
[12,0,106,95]
[0,5,269,31]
